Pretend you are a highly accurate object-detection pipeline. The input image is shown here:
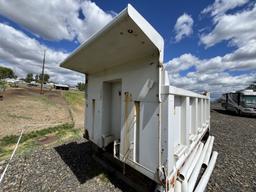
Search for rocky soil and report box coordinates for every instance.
[0,104,255,191]
[0,140,133,192]
[208,104,256,192]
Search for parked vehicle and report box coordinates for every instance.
[221,89,256,115]
[54,83,69,90]
[27,81,39,87]
[60,4,217,192]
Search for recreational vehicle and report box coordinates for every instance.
[60,4,217,192]
[221,89,256,115]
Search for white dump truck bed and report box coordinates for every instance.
[60,4,217,192]
[160,77,218,191]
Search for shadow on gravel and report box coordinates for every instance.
[213,108,256,118]
[55,141,133,192]
[55,142,99,184]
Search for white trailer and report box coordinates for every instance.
[60,4,217,192]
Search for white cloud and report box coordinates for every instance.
[165,53,199,73]
[76,1,114,42]
[169,2,256,98]
[167,39,256,75]
[165,40,256,99]
[202,0,249,17]
[0,23,84,85]
[0,0,114,43]
[200,2,256,48]
[0,0,115,84]
[174,13,194,42]
[168,71,255,99]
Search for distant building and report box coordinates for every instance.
[70,86,78,91]
[54,84,69,90]
[3,78,18,84]
[4,78,20,87]
[27,81,39,87]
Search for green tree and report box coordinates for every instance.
[35,74,39,82]
[76,82,87,91]
[0,80,6,90]
[0,66,15,79]
[39,74,50,83]
[25,73,34,83]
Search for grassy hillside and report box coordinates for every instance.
[63,90,84,106]
[0,87,85,160]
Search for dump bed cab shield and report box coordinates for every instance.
[60,4,164,74]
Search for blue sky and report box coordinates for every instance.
[0,0,255,98]
[93,0,234,60]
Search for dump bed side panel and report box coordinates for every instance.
[161,85,210,176]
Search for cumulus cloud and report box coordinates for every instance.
[167,39,256,74]
[166,39,256,76]
[165,53,199,73]
[0,23,84,85]
[76,1,114,42]
[168,71,255,99]
[174,13,194,42]
[0,0,116,84]
[201,0,249,17]
[0,0,114,43]
[167,1,256,99]
[165,40,256,98]
[200,1,255,48]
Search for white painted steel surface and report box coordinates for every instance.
[194,151,218,192]
[188,137,214,192]
[203,136,215,167]
[174,180,182,192]
[60,4,217,192]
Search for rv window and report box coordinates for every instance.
[241,95,256,104]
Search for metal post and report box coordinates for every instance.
[40,50,46,94]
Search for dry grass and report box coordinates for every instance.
[0,123,81,161]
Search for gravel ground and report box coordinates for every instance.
[208,104,256,192]
[1,104,256,191]
[0,140,134,192]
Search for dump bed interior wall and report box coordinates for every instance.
[86,56,160,172]
[161,85,210,176]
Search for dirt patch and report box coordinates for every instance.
[70,104,85,129]
[62,91,85,129]
[0,87,72,138]
[37,135,57,145]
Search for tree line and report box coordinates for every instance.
[0,66,16,79]
[24,73,50,83]
[0,65,90,92]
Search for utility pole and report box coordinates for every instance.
[40,50,46,94]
